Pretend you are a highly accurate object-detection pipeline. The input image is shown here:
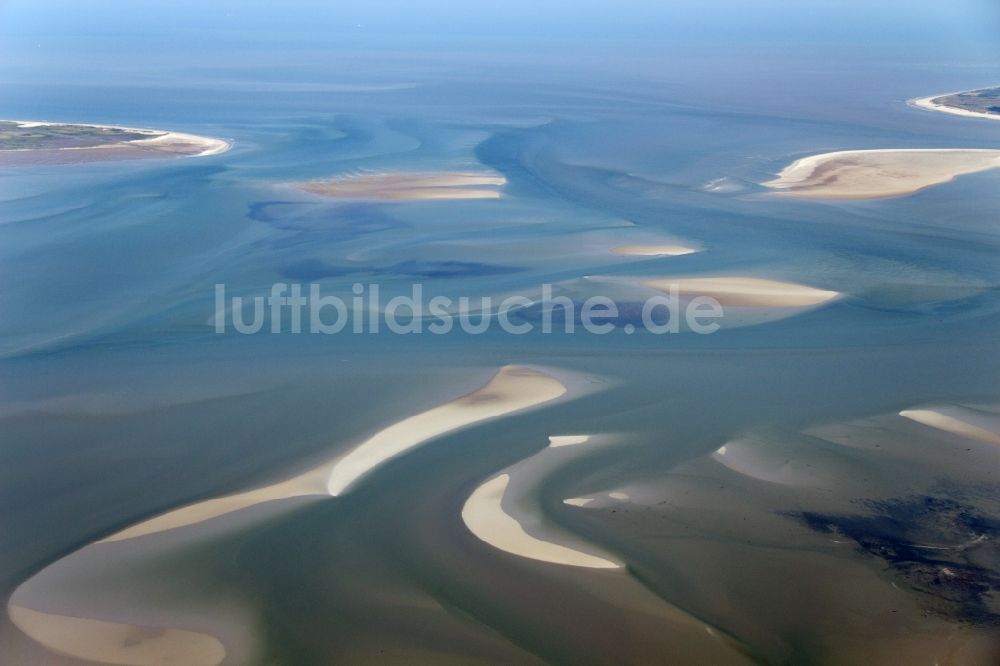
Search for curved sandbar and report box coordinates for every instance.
[0,120,230,166]
[295,171,506,200]
[462,434,621,569]
[463,474,619,568]
[763,149,1000,200]
[103,366,566,542]
[643,276,839,308]
[911,88,1000,122]
[326,365,566,494]
[7,604,225,666]
[900,406,1000,446]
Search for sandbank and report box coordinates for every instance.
[643,276,839,308]
[327,365,567,494]
[12,366,572,665]
[610,244,698,257]
[763,149,1000,200]
[461,432,621,568]
[295,172,506,200]
[547,435,591,447]
[462,474,619,569]
[8,604,225,666]
[103,366,566,542]
[900,406,1000,446]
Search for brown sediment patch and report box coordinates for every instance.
[294,172,506,200]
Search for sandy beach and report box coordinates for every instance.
[910,94,1000,122]
[762,149,1000,200]
[295,172,506,200]
[126,131,230,157]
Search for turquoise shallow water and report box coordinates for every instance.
[2,3,1000,663]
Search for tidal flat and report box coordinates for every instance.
[2,2,1000,664]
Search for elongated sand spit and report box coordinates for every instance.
[326,366,566,494]
[643,276,839,308]
[296,172,506,200]
[763,149,1000,200]
[611,244,698,257]
[100,469,329,543]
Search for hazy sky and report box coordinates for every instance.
[1,1,998,88]
[2,0,999,46]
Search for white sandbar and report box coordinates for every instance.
[104,366,567,542]
[128,131,230,157]
[900,407,1000,446]
[643,276,840,308]
[763,149,1000,200]
[462,474,619,569]
[547,435,591,447]
[611,245,698,257]
[327,366,566,494]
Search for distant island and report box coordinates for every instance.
[0,120,230,166]
[911,86,1000,121]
